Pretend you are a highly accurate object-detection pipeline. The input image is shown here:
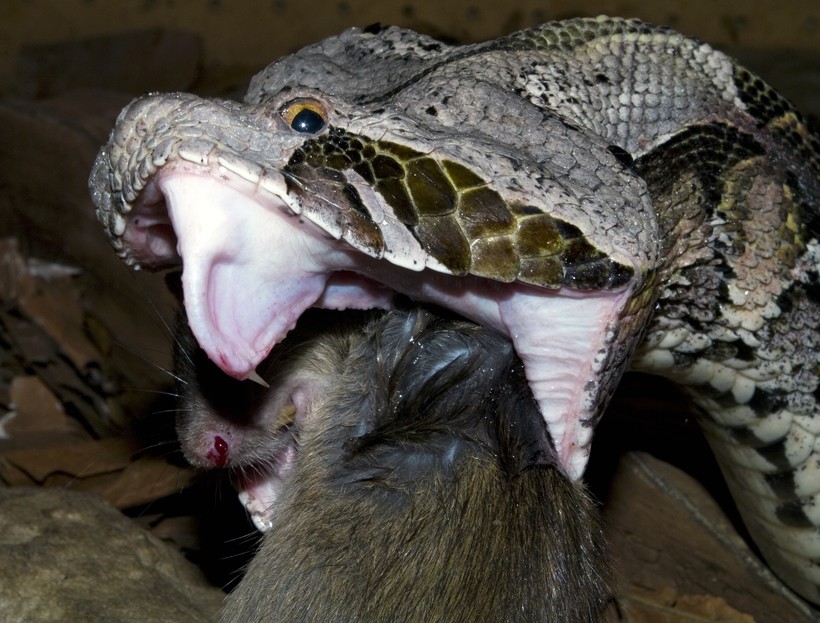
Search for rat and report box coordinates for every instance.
[175,307,611,622]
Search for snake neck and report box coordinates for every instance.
[631,112,820,601]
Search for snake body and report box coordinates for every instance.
[89,17,820,603]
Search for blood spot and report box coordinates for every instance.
[207,435,230,467]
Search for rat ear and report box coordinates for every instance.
[386,325,501,421]
[353,310,558,475]
[347,312,512,449]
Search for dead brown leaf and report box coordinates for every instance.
[618,585,756,622]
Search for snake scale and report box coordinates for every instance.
[89,16,820,604]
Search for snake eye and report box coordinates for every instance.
[281,99,328,133]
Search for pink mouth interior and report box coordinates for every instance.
[233,441,298,533]
[126,167,393,381]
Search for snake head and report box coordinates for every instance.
[89,24,658,479]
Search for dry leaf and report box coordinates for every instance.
[19,268,100,370]
[619,585,756,622]
[7,374,85,436]
[151,515,201,551]
[0,437,135,482]
[0,238,34,302]
[96,457,197,509]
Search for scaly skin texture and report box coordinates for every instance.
[89,17,820,603]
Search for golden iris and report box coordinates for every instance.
[281,99,328,133]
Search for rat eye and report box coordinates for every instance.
[281,99,328,133]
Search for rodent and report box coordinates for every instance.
[176,307,611,622]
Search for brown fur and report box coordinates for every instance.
[179,309,611,622]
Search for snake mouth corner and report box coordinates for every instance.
[119,177,182,270]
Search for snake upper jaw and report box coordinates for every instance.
[150,165,391,381]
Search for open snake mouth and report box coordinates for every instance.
[95,89,647,483]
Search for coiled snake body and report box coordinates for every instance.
[89,16,820,603]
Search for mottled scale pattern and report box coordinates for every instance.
[89,15,820,605]
[287,128,633,288]
[632,115,820,599]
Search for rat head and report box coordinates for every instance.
[175,308,374,529]
[177,305,558,533]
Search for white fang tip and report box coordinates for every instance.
[246,369,270,388]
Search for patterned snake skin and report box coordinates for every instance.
[88,17,820,603]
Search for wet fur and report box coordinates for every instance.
[179,309,611,622]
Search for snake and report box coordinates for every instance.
[88,16,820,604]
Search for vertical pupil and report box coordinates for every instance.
[291,108,325,133]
